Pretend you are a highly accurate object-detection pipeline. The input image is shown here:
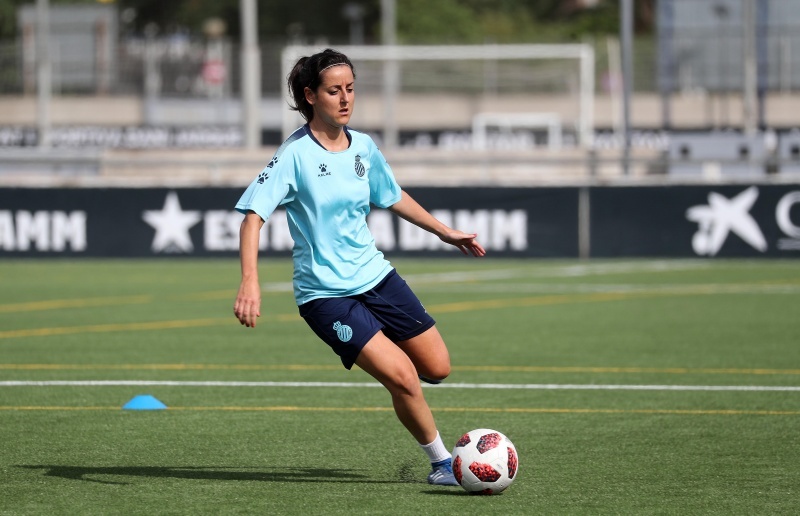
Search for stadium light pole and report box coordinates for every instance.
[36,0,51,149]
[240,0,261,149]
[620,0,633,176]
[380,0,399,149]
[343,3,365,45]
[742,0,757,136]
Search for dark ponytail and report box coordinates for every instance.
[287,48,355,122]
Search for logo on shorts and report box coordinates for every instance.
[333,321,353,342]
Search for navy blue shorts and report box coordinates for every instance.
[298,270,436,370]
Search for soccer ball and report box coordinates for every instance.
[451,428,518,495]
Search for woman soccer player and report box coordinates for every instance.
[233,48,485,486]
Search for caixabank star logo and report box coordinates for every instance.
[686,186,767,256]
[686,186,800,256]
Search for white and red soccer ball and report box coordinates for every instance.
[451,428,518,495]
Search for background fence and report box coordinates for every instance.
[2,1,800,220]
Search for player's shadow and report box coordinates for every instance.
[421,489,475,497]
[16,465,404,486]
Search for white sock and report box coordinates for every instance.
[420,432,451,464]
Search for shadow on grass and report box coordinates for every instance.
[16,465,408,485]
[420,490,469,496]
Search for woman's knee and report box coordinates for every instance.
[418,362,451,383]
[387,367,425,398]
[398,326,451,382]
[357,339,423,397]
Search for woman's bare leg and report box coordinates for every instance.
[355,331,438,444]
[396,325,451,383]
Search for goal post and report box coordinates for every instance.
[280,44,594,149]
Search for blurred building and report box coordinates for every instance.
[17,4,118,94]
[1,0,800,184]
[658,0,800,129]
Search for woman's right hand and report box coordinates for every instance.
[234,277,261,328]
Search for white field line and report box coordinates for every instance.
[405,260,714,281]
[415,283,800,295]
[1,380,799,392]
[261,260,715,292]
[261,269,526,292]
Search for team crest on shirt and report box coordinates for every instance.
[318,163,330,177]
[354,155,366,177]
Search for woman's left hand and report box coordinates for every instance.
[440,230,486,257]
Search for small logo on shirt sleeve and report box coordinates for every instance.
[257,157,279,183]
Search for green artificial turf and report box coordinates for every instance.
[1,258,799,514]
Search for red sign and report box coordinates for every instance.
[202,60,226,85]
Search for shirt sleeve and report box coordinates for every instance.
[368,142,402,209]
[235,150,297,220]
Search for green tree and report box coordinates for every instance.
[394,0,481,44]
[0,0,655,42]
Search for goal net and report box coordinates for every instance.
[280,44,595,150]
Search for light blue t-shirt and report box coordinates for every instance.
[235,125,402,305]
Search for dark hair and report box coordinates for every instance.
[287,48,355,122]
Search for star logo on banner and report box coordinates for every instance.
[142,192,202,253]
[686,186,767,256]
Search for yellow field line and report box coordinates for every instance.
[0,318,232,339]
[0,285,786,341]
[429,292,637,313]
[1,363,799,376]
[2,277,796,316]
[0,363,341,371]
[0,289,279,315]
[0,291,638,340]
[1,405,798,416]
[169,290,239,302]
[0,314,302,340]
[454,365,800,376]
[0,295,154,313]
[0,406,120,411]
